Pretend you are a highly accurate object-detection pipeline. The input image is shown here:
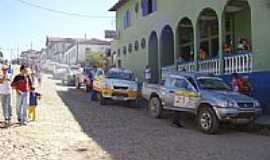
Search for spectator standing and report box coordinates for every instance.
[0,65,13,126]
[27,87,41,121]
[144,65,152,83]
[232,73,252,96]
[11,65,32,125]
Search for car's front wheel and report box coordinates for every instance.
[198,106,220,134]
[148,97,163,119]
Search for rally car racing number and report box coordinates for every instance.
[174,95,190,107]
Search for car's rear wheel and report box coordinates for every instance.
[148,97,163,119]
[198,106,219,134]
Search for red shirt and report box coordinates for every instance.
[11,75,31,92]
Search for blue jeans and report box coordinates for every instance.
[16,92,29,123]
[1,94,12,121]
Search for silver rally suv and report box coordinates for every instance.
[142,72,262,134]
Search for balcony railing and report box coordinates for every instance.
[177,62,196,72]
[224,52,253,74]
[173,52,253,76]
[199,58,221,75]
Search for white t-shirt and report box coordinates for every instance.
[0,74,12,95]
[144,68,152,80]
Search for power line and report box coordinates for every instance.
[14,0,114,19]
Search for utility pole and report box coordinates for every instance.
[76,40,79,64]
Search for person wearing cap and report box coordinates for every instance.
[0,65,13,126]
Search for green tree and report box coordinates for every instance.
[0,51,3,58]
[86,51,106,66]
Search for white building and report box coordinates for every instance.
[45,37,76,63]
[46,37,111,65]
[64,38,111,65]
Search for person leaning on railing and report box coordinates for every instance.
[199,48,207,60]
[224,43,233,55]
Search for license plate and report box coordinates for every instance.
[114,96,125,100]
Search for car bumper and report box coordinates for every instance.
[102,89,138,101]
[214,107,263,122]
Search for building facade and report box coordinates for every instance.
[46,37,76,63]
[110,0,270,114]
[46,37,111,65]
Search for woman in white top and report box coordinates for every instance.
[0,65,13,126]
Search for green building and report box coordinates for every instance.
[109,0,270,113]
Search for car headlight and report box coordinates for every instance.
[226,100,235,108]
[218,100,236,108]
[129,85,138,91]
[254,100,261,108]
[104,83,113,89]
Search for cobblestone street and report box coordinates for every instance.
[1,75,270,160]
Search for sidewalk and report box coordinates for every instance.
[256,115,270,128]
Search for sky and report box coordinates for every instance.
[0,0,118,59]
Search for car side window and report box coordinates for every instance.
[165,77,173,88]
[173,78,194,91]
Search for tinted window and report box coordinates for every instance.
[197,77,231,91]
[171,78,194,91]
[106,71,135,81]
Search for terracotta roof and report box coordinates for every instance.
[109,0,129,11]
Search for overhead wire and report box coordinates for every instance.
[13,0,114,19]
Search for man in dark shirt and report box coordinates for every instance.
[11,65,32,125]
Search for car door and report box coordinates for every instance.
[164,77,178,107]
[172,78,201,110]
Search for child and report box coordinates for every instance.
[28,87,41,121]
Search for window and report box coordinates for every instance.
[123,46,127,55]
[124,10,131,29]
[172,78,194,91]
[134,40,139,51]
[128,43,133,53]
[141,0,157,16]
[85,47,91,52]
[117,49,121,57]
[141,38,146,49]
[135,2,139,14]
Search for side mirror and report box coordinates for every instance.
[159,80,165,86]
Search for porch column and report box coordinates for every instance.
[194,23,200,71]
[174,30,179,69]
[218,14,225,74]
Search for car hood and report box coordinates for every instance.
[200,90,255,102]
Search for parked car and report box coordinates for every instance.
[75,67,105,92]
[93,68,139,105]
[67,65,82,86]
[53,64,71,83]
[142,72,262,134]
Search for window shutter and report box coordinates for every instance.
[141,0,147,16]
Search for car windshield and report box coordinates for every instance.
[197,77,231,91]
[106,71,135,81]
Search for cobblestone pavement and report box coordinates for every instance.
[1,75,270,160]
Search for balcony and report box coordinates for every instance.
[161,53,254,78]
[224,52,253,75]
